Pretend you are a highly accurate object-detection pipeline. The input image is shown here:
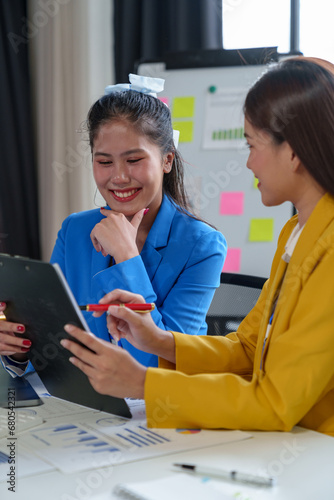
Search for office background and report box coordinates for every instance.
[0,0,333,268]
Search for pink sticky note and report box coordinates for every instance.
[219,192,244,215]
[159,97,169,106]
[222,248,241,272]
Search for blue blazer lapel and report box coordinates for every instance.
[90,246,110,298]
[140,245,162,282]
[140,196,176,283]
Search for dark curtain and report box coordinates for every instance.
[114,0,223,82]
[0,0,40,258]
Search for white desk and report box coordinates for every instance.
[0,376,333,500]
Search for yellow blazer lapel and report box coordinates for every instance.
[253,255,288,369]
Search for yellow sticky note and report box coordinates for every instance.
[249,218,274,242]
[253,176,259,189]
[172,97,195,118]
[172,121,194,143]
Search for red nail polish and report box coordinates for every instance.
[0,302,5,307]
[22,340,32,347]
[21,347,30,352]
[144,208,149,215]
[16,325,25,333]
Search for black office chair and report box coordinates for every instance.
[206,272,267,336]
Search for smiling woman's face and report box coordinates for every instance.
[92,120,173,218]
[244,118,295,208]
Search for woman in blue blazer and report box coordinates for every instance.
[50,194,226,367]
[0,74,226,369]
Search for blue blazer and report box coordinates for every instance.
[50,195,227,366]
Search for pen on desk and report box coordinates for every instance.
[79,303,155,313]
[173,463,275,487]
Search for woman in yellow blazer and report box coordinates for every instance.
[61,56,334,437]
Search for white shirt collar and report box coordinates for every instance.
[282,222,304,263]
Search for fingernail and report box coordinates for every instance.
[21,347,30,352]
[0,302,6,308]
[22,340,32,347]
[144,208,149,215]
[16,325,25,333]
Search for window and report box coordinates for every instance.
[223,0,290,53]
[223,0,334,63]
[299,0,334,62]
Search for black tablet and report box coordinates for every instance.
[0,253,131,418]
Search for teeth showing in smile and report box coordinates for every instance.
[113,189,138,199]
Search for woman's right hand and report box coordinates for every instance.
[97,290,176,364]
[90,208,146,262]
[0,302,31,358]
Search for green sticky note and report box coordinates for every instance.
[172,121,194,143]
[253,176,259,189]
[172,97,195,118]
[249,218,274,242]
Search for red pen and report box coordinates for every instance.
[79,303,155,313]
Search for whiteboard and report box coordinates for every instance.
[138,61,293,278]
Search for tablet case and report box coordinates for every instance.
[0,253,131,418]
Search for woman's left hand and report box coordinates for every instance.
[60,324,147,399]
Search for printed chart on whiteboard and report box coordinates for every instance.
[202,88,246,150]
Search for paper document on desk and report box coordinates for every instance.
[113,473,231,500]
[31,395,102,420]
[0,442,54,482]
[112,473,273,500]
[19,411,251,474]
[0,408,44,438]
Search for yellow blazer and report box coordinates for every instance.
[145,194,334,436]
